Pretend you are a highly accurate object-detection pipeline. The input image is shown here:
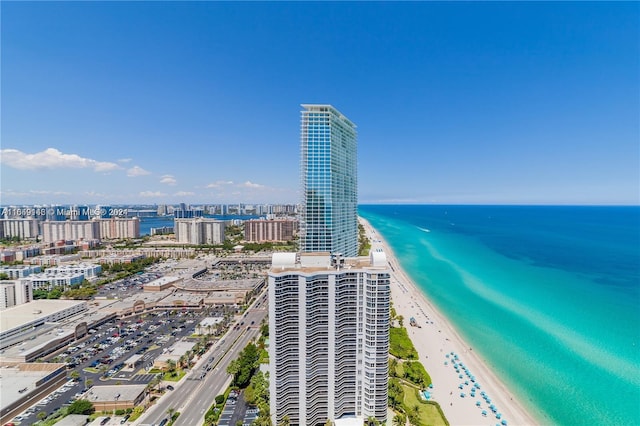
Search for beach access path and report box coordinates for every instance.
[361,218,539,426]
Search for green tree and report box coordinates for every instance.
[70,370,80,381]
[67,399,95,415]
[393,414,406,426]
[37,411,47,421]
[278,415,290,426]
[389,357,399,377]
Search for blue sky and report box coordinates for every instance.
[1,2,638,205]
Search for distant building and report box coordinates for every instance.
[41,220,100,243]
[150,226,174,236]
[0,265,42,279]
[98,217,140,240]
[0,219,40,240]
[174,218,225,245]
[244,218,298,242]
[26,272,84,291]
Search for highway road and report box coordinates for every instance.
[135,292,268,426]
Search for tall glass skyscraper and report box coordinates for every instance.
[268,105,390,426]
[300,104,358,257]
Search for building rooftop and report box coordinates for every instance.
[0,363,65,409]
[0,300,86,333]
[269,251,388,274]
[84,384,146,402]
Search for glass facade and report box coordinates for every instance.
[300,105,358,257]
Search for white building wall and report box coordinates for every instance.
[0,282,16,309]
[269,253,390,425]
[0,219,40,239]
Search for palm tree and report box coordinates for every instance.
[410,405,420,423]
[393,414,406,426]
[389,357,399,377]
[278,415,290,426]
[397,315,404,328]
[166,359,177,374]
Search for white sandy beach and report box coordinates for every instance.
[361,218,539,426]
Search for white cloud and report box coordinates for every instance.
[241,180,265,189]
[174,191,195,196]
[85,191,109,198]
[118,158,132,163]
[127,166,152,177]
[0,148,120,172]
[160,175,177,185]
[139,191,167,197]
[206,180,234,188]
[28,190,71,196]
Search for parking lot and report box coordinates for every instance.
[10,309,218,425]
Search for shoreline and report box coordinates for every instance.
[361,218,540,426]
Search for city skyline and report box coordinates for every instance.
[2,2,638,206]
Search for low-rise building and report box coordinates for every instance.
[83,384,147,412]
[0,362,67,425]
[0,264,42,279]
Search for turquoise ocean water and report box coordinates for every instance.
[359,205,639,426]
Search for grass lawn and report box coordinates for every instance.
[163,370,186,381]
[402,383,448,426]
[390,327,419,359]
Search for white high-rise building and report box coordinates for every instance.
[0,280,33,309]
[98,217,140,240]
[174,218,225,245]
[268,251,390,425]
[269,105,390,425]
[41,220,100,243]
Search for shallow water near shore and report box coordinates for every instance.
[360,205,640,426]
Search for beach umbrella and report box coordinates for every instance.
[459,384,464,389]
[482,411,487,417]
[459,374,463,379]
[501,421,508,426]
[460,393,465,398]
[496,413,502,419]
[476,401,481,407]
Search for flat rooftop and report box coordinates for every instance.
[84,384,146,402]
[0,300,86,333]
[0,363,65,409]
